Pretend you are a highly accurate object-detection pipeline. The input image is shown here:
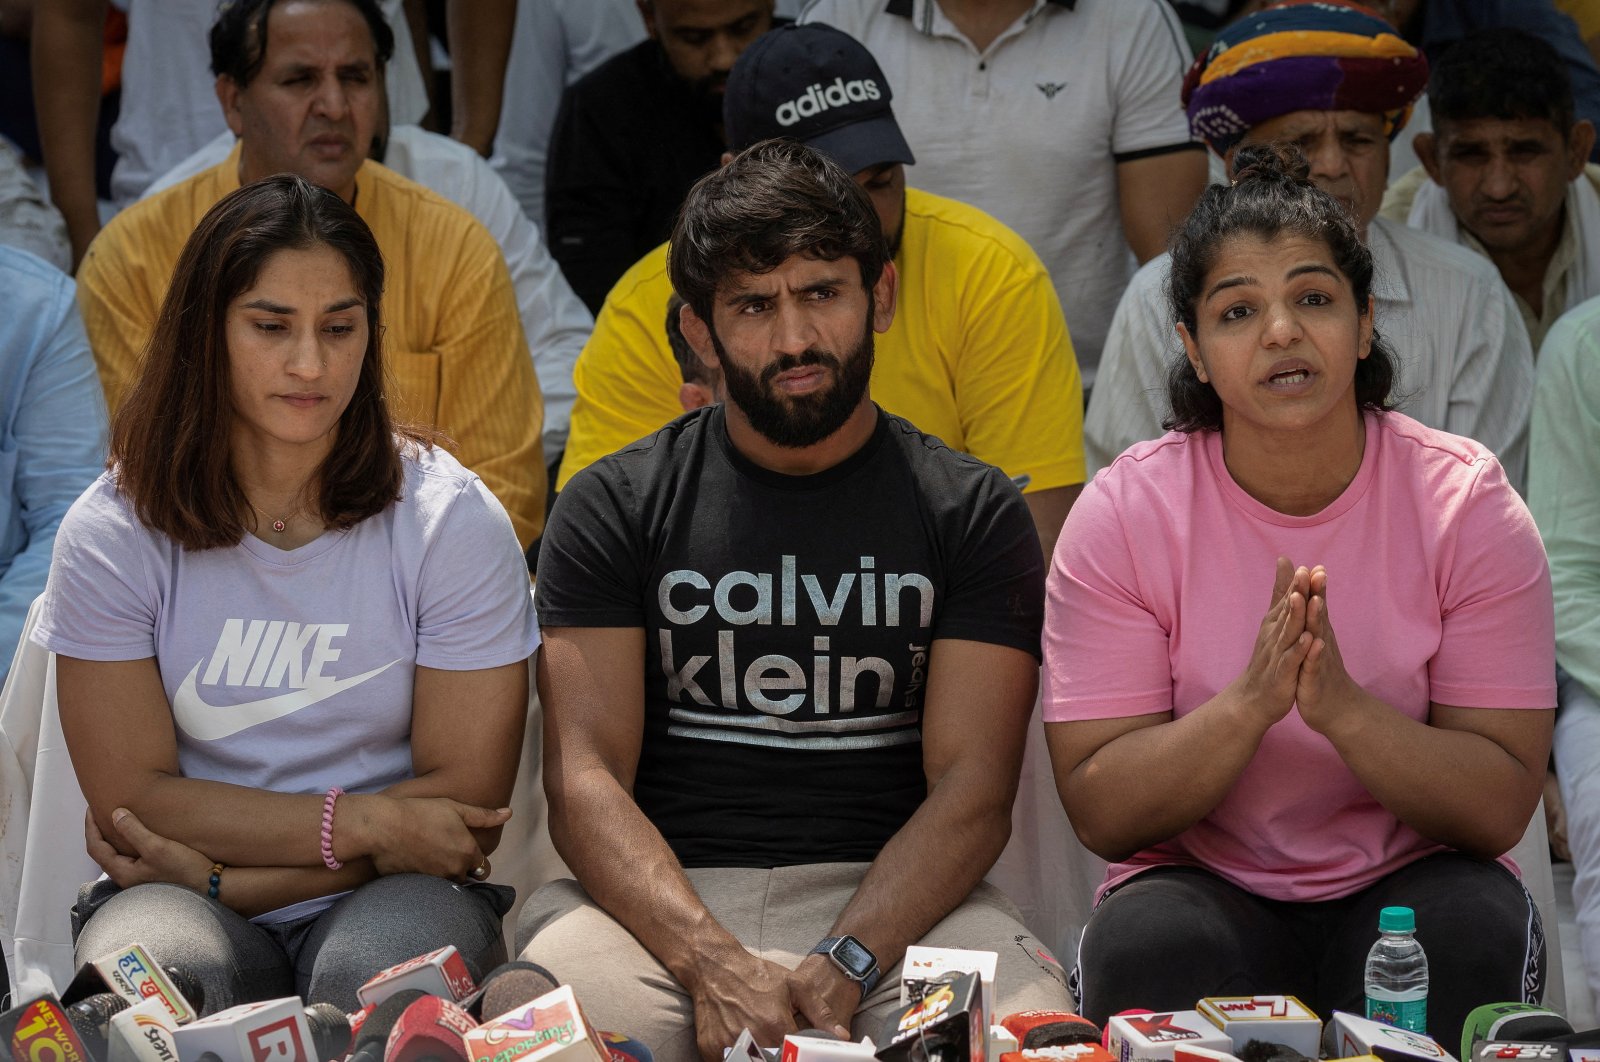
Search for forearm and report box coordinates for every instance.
[31,0,107,267]
[1317,696,1550,857]
[447,0,515,154]
[819,761,1013,973]
[550,767,746,993]
[1059,693,1272,862]
[210,860,377,920]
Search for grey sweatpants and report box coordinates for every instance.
[73,874,511,1013]
[515,863,1073,1062]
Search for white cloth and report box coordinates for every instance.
[1407,169,1600,351]
[1084,216,1536,489]
[797,0,1196,385]
[1558,674,1600,1016]
[149,126,593,457]
[490,0,645,229]
[108,0,428,207]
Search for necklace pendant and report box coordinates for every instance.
[271,519,286,533]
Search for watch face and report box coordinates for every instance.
[831,937,875,978]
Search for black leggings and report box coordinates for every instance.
[1073,854,1544,1047]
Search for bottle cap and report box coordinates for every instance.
[1379,906,1415,933]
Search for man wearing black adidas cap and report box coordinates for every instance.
[557,22,1086,560]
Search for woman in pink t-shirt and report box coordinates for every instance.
[1042,145,1555,1039]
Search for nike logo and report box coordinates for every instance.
[172,658,400,741]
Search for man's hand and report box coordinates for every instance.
[688,947,850,1062]
[1296,567,1365,735]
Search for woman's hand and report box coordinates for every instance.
[1296,567,1364,734]
[1228,557,1314,729]
[345,794,511,882]
[86,807,212,893]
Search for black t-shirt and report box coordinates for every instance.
[544,40,730,314]
[536,406,1044,868]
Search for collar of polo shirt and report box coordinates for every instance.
[884,0,1075,16]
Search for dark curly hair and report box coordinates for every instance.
[1164,142,1397,433]
[668,139,888,329]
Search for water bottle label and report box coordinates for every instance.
[1366,993,1427,1034]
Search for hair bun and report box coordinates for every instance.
[1230,142,1312,187]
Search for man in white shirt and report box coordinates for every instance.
[1085,0,1534,491]
[796,0,1207,387]
[1382,29,1600,351]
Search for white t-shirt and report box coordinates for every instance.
[33,443,538,842]
[797,0,1196,385]
[1084,216,1537,489]
[108,0,427,206]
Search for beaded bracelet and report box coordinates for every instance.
[321,786,345,870]
[207,863,224,900]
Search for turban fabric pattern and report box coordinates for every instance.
[1182,0,1430,155]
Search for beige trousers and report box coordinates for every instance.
[516,863,1073,1062]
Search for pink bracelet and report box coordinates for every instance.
[321,787,345,870]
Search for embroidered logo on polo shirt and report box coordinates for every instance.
[1036,82,1067,99]
[774,77,883,126]
[173,618,399,740]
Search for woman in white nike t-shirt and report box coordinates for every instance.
[33,174,540,1013]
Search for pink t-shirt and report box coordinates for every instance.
[1041,412,1555,903]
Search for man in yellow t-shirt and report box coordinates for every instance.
[75,0,544,548]
[559,24,1085,555]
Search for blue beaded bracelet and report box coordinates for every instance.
[208,863,224,900]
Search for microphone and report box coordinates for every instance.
[1460,1005,1574,1062]
[1106,1011,1234,1062]
[170,997,333,1061]
[999,1047,1119,1062]
[467,961,562,1022]
[1001,1013,1101,1051]
[348,991,430,1062]
[384,994,478,1061]
[0,993,100,1062]
[358,945,479,1008]
[63,945,202,1026]
[878,970,983,1062]
[1322,1012,1455,1062]
[901,948,999,1030]
[105,996,186,1062]
[1198,996,1322,1058]
[306,1001,355,1060]
[464,983,609,1062]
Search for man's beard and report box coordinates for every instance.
[711,311,875,449]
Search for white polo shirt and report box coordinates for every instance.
[797,0,1198,385]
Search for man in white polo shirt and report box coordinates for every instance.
[796,0,1206,388]
[1084,0,1535,491]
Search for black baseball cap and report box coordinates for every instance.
[724,23,915,174]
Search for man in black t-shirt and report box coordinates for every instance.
[544,0,777,313]
[522,140,1073,1062]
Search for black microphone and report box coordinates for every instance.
[306,1000,355,1060]
[468,961,562,1022]
[0,992,102,1061]
[348,989,429,1061]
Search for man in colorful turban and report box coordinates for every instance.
[1086,0,1534,494]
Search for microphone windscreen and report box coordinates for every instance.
[162,966,206,1013]
[349,988,429,1060]
[1460,1004,1574,1061]
[1002,1013,1101,1050]
[385,995,475,1062]
[476,961,562,1022]
[305,1000,354,1059]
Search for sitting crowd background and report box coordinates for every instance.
[5,0,1600,1046]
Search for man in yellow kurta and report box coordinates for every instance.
[76,0,544,547]
[559,24,1086,557]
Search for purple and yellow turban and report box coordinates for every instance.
[1182,0,1429,156]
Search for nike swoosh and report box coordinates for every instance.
[172,659,400,741]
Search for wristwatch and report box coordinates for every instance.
[811,935,882,999]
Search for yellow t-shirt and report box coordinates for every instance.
[77,146,546,548]
[557,187,1086,492]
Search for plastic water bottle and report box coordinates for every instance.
[1365,905,1428,1033]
